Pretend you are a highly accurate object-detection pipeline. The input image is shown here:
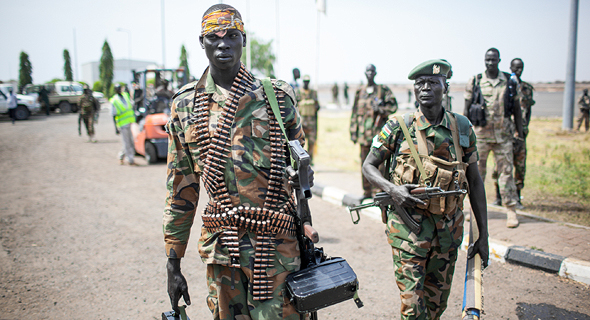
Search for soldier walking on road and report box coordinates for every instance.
[363,59,489,320]
[332,82,339,105]
[464,48,524,228]
[343,82,349,105]
[110,84,137,166]
[491,58,535,209]
[164,4,309,319]
[576,88,590,132]
[298,75,320,163]
[39,86,50,116]
[78,85,99,142]
[350,64,398,199]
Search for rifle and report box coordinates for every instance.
[347,187,467,233]
[78,113,82,136]
[505,72,518,118]
[462,207,483,319]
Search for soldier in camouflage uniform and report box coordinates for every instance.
[464,48,524,228]
[491,58,535,209]
[164,4,308,319]
[576,89,590,132]
[78,85,98,142]
[364,59,489,320]
[297,75,319,163]
[350,64,398,198]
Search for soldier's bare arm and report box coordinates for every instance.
[465,162,489,267]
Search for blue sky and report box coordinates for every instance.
[1,0,589,85]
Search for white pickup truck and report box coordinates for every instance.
[23,81,85,113]
[0,84,41,120]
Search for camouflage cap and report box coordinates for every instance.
[408,59,451,80]
[302,75,310,81]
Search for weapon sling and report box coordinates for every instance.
[261,79,363,318]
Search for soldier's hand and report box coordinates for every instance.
[115,129,120,135]
[285,165,314,189]
[385,184,426,208]
[167,258,191,315]
[468,238,490,269]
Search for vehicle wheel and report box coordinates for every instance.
[14,105,30,120]
[145,142,158,164]
[71,104,79,113]
[58,101,72,113]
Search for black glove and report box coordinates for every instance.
[167,258,191,315]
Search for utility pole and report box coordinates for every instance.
[161,0,166,68]
[73,28,79,81]
[562,0,579,130]
[246,0,251,71]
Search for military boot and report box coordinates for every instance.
[515,189,524,210]
[492,183,502,206]
[506,207,519,228]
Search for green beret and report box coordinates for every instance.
[408,59,451,80]
[302,75,310,81]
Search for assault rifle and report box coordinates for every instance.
[347,187,467,233]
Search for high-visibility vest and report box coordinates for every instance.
[110,92,135,128]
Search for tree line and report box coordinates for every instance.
[15,34,276,97]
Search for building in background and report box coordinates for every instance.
[81,59,157,87]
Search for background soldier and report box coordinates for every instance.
[363,59,489,320]
[298,75,320,163]
[332,82,339,105]
[38,85,50,116]
[78,85,99,142]
[441,59,453,111]
[350,64,398,199]
[464,48,524,228]
[492,58,535,209]
[576,88,590,132]
[164,4,308,319]
[343,82,349,105]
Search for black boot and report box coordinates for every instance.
[516,189,524,210]
[492,183,502,206]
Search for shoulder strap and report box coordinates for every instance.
[261,78,294,167]
[395,113,430,186]
[448,113,463,162]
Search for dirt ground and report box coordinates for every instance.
[1,111,589,319]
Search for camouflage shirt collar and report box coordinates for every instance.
[414,108,452,131]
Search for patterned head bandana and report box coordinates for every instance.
[201,8,245,37]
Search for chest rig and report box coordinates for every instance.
[393,113,468,217]
[192,64,297,300]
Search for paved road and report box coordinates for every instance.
[0,111,589,319]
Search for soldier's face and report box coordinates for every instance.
[413,75,446,108]
[510,60,524,78]
[485,51,500,72]
[303,80,310,89]
[200,29,246,70]
[365,66,376,83]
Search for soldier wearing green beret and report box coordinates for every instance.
[350,64,398,199]
[297,75,320,163]
[363,59,489,320]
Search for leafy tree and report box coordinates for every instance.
[63,49,73,81]
[18,51,33,92]
[48,78,64,83]
[241,33,275,77]
[179,44,191,82]
[99,40,114,98]
[92,80,103,92]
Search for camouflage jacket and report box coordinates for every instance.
[162,65,304,262]
[464,71,520,144]
[519,80,535,130]
[350,84,398,146]
[297,88,319,118]
[371,110,478,256]
[78,94,97,116]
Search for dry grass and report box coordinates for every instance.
[314,112,590,226]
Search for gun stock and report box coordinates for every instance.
[462,207,483,320]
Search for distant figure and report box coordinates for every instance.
[7,88,17,124]
[343,82,349,105]
[441,59,453,111]
[298,75,320,163]
[38,86,50,115]
[492,58,535,209]
[78,85,99,142]
[464,48,524,228]
[110,84,137,166]
[332,82,339,105]
[350,64,398,199]
[155,79,174,100]
[408,89,412,103]
[291,68,300,89]
[577,88,590,132]
[132,82,144,111]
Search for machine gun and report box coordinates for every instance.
[347,187,467,233]
[505,72,518,118]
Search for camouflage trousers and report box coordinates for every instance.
[492,137,527,190]
[205,232,302,320]
[478,139,519,207]
[301,116,317,162]
[81,114,95,137]
[391,243,459,320]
